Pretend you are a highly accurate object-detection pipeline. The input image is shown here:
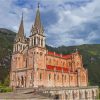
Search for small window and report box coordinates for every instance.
[31,73,32,79]
[40,73,42,80]
[54,74,56,80]
[41,39,43,46]
[63,62,65,66]
[57,75,59,80]
[62,75,64,79]
[40,52,42,56]
[71,76,73,81]
[49,59,51,63]
[34,37,36,45]
[57,61,58,65]
[49,74,51,80]
[69,62,71,67]
[23,46,25,50]
[65,75,66,80]
[19,38,21,41]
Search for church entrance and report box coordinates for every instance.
[21,76,24,87]
[54,94,59,100]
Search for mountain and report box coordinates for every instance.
[0,28,100,86]
[0,28,16,85]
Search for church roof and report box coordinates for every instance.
[47,51,72,59]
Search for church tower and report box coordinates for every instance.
[13,13,27,53]
[28,3,46,87]
[29,3,45,48]
[10,14,28,88]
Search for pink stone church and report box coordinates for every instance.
[10,4,88,88]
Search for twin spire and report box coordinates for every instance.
[31,3,44,35]
[15,12,25,43]
[15,3,44,43]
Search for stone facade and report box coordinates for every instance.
[10,4,88,89]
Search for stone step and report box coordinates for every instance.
[0,92,52,99]
[14,87,37,94]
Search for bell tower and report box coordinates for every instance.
[13,13,27,53]
[29,3,45,48]
[28,3,46,87]
[10,13,27,88]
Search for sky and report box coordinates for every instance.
[0,0,100,47]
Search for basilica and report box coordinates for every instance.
[10,4,88,88]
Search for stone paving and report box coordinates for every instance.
[0,92,52,100]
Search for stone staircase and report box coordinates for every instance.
[14,87,37,94]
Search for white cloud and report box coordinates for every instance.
[0,0,100,46]
[46,0,100,46]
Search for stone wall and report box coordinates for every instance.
[40,86,99,100]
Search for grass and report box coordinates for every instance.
[0,85,12,93]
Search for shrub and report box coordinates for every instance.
[0,85,12,93]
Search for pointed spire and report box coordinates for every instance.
[31,3,44,35]
[15,12,26,43]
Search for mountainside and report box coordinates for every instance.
[46,44,100,86]
[0,28,100,86]
[0,28,16,85]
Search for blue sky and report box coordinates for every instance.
[0,0,100,47]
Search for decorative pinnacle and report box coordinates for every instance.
[76,48,78,52]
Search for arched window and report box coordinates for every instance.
[56,61,58,65]
[49,74,51,80]
[40,73,42,80]
[63,62,65,66]
[17,44,18,51]
[40,52,43,56]
[49,59,51,63]
[57,75,59,80]
[69,62,71,67]
[23,45,25,50]
[65,75,66,81]
[15,46,16,52]
[41,39,43,46]
[62,75,64,82]
[31,38,33,46]
[54,74,56,80]
[34,37,36,45]
[20,45,22,50]
[31,73,32,80]
[19,38,21,41]
[38,37,40,45]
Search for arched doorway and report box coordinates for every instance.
[92,90,95,99]
[79,91,83,99]
[65,93,68,100]
[54,94,59,100]
[85,91,88,99]
[17,77,20,88]
[21,76,24,87]
[24,76,26,88]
